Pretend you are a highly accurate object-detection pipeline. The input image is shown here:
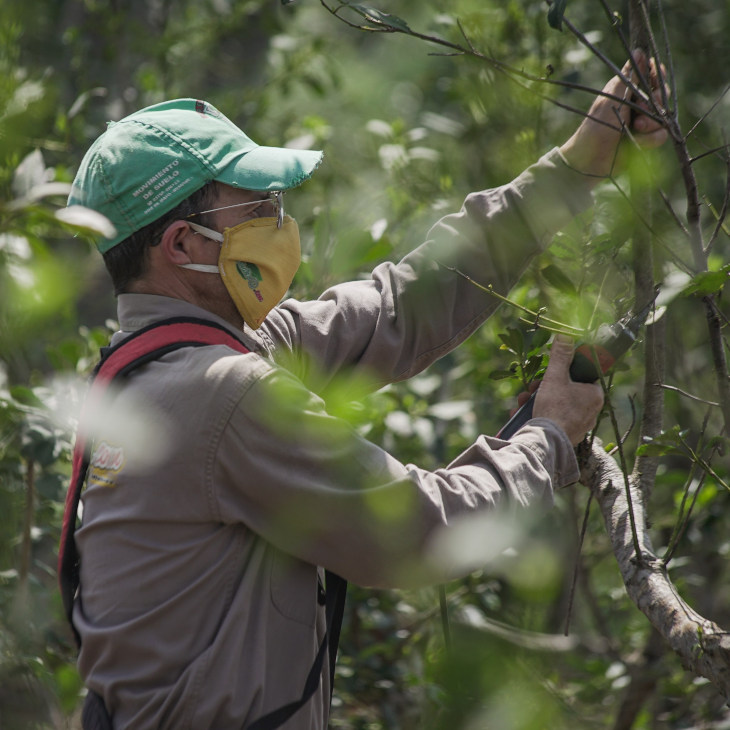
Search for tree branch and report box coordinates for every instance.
[580,441,730,701]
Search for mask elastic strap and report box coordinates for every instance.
[188,220,224,242]
[179,263,220,274]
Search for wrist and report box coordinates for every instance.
[558,134,609,186]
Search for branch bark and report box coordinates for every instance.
[580,441,730,701]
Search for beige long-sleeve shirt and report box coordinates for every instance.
[73,148,593,729]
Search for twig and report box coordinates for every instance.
[658,383,720,407]
[659,189,690,237]
[594,358,643,559]
[663,461,715,566]
[705,146,730,254]
[686,85,730,140]
[564,492,593,637]
[439,263,584,336]
[320,0,667,126]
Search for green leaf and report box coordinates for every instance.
[547,0,568,30]
[523,354,546,382]
[498,327,524,357]
[9,385,44,408]
[55,205,117,239]
[489,368,517,381]
[682,266,730,296]
[349,4,412,32]
[636,441,673,458]
[540,264,577,295]
[528,327,551,351]
[636,425,686,458]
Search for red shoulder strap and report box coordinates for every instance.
[58,318,250,642]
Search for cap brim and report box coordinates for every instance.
[215,145,323,192]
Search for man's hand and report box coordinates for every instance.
[559,51,668,181]
[533,336,604,446]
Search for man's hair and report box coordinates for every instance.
[103,181,219,294]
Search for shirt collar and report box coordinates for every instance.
[114,293,265,353]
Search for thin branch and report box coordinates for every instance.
[690,143,730,165]
[686,85,730,140]
[439,263,584,336]
[320,0,667,127]
[702,294,730,434]
[678,431,730,492]
[594,362,642,558]
[705,146,730,254]
[655,0,679,116]
[564,492,593,637]
[663,461,705,565]
[593,0,675,121]
[659,189,690,237]
[606,170,695,276]
[658,383,720,407]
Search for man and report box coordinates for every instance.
[64,57,665,728]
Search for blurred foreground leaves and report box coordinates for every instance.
[1,0,729,728]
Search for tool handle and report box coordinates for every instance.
[496,392,537,440]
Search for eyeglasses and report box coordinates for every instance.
[186,191,284,228]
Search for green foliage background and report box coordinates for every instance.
[1,0,729,728]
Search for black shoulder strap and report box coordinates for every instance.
[247,571,347,730]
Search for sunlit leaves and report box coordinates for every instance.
[682,265,730,297]
[11,149,52,199]
[338,4,412,33]
[55,205,116,240]
[491,325,549,388]
[637,425,688,458]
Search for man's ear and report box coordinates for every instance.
[158,220,197,266]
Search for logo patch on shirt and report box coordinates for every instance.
[87,441,125,488]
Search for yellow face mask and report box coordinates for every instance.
[185,216,301,329]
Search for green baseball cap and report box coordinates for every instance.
[67,98,323,253]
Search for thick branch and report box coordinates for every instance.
[580,441,730,700]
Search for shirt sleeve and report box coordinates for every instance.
[260,148,593,390]
[212,363,579,589]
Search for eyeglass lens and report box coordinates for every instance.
[187,191,284,227]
